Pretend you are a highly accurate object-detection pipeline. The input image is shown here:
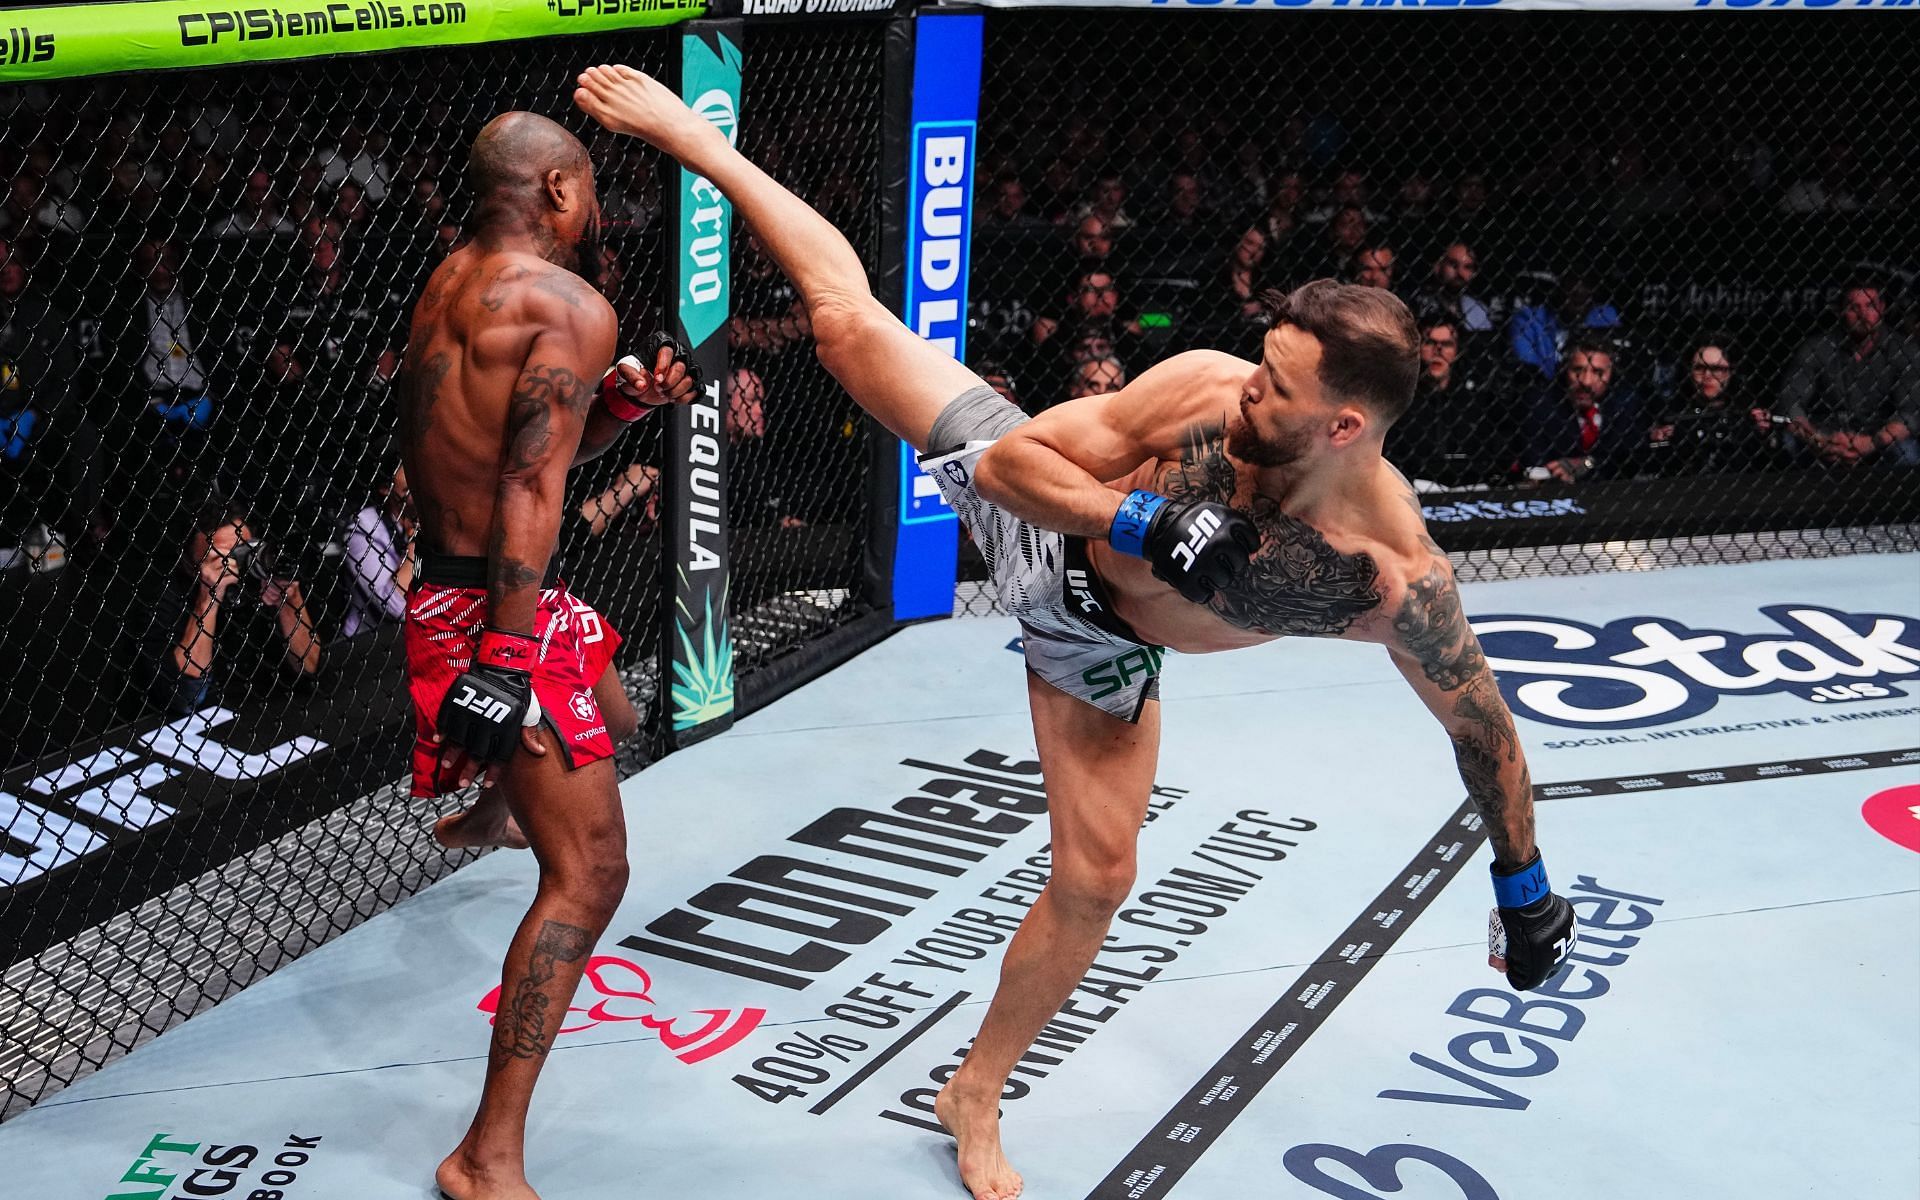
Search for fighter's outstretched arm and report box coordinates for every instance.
[1383,552,1580,992]
[1382,554,1536,869]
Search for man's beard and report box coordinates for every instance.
[1229,415,1313,468]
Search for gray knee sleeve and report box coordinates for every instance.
[925,384,1029,457]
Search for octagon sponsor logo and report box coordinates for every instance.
[1473,604,1920,729]
[476,955,766,1064]
[1861,784,1920,853]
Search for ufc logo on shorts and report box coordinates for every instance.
[1066,568,1102,614]
[1169,510,1222,573]
[452,682,511,725]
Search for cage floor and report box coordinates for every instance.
[6,555,1917,1200]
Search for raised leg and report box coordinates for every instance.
[435,734,629,1200]
[935,672,1162,1200]
[575,64,982,454]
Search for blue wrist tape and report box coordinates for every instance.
[1109,490,1168,558]
[1490,854,1550,909]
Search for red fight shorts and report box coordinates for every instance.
[405,581,623,797]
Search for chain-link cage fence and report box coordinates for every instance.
[0,15,890,1119]
[726,21,885,684]
[962,11,1918,604]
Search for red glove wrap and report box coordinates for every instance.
[476,628,539,672]
[598,355,658,424]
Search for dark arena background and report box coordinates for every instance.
[1,2,1914,1198]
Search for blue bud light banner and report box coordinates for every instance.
[892,10,982,622]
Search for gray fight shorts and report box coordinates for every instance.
[920,385,1165,723]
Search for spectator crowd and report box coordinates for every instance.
[0,27,1914,772]
[966,97,1917,491]
[0,73,869,767]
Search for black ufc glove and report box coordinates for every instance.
[599,331,704,421]
[1488,852,1578,991]
[1109,489,1258,604]
[436,628,543,765]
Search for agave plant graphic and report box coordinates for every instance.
[672,569,734,729]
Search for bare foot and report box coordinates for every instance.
[573,64,722,165]
[936,1079,1024,1200]
[432,807,529,851]
[435,1149,540,1200]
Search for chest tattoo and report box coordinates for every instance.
[1157,422,1382,636]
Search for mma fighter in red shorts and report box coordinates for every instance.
[393,110,697,1200]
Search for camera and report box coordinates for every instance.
[222,537,278,603]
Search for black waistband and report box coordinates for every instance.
[1062,537,1149,646]
[419,554,561,590]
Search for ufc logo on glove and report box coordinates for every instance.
[1171,510,1223,572]
[452,682,513,725]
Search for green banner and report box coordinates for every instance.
[0,0,705,85]
[664,18,740,747]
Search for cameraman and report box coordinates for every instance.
[1647,336,1784,478]
[149,496,323,715]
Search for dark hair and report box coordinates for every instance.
[1563,334,1615,365]
[1259,280,1420,425]
[1418,313,1461,340]
[1683,330,1736,365]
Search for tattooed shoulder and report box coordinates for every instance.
[1391,558,1486,691]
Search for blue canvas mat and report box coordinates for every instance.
[7,554,1917,1200]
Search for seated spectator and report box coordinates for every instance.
[331,180,376,242]
[1647,337,1785,478]
[1142,172,1223,276]
[129,239,220,430]
[341,465,415,637]
[1068,170,1135,232]
[983,172,1047,229]
[1304,167,1383,229]
[1030,268,1140,352]
[1067,355,1127,402]
[1220,226,1268,319]
[1390,170,1443,262]
[1387,317,1505,490]
[215,170,296,240]
[1351,242,1396,292]
[1,174,86,238]
[1070,214,1115,267]
[1029,156,1082,224]
[1413,241,1493,334]
[97,161,164,231]
[148,497,323,716]
[1517,337,1648,484]
[1307,203,1369,281]
[1509,268,1621,381]
[1779,282,1918,468]
[3,237,101,561]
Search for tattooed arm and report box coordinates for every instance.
[488,299,618,634]
[1386,556,1537,869]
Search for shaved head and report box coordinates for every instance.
[469,111,590,203]
[466,111,602,283]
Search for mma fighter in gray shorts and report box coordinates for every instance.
[575,65,1578,1200]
